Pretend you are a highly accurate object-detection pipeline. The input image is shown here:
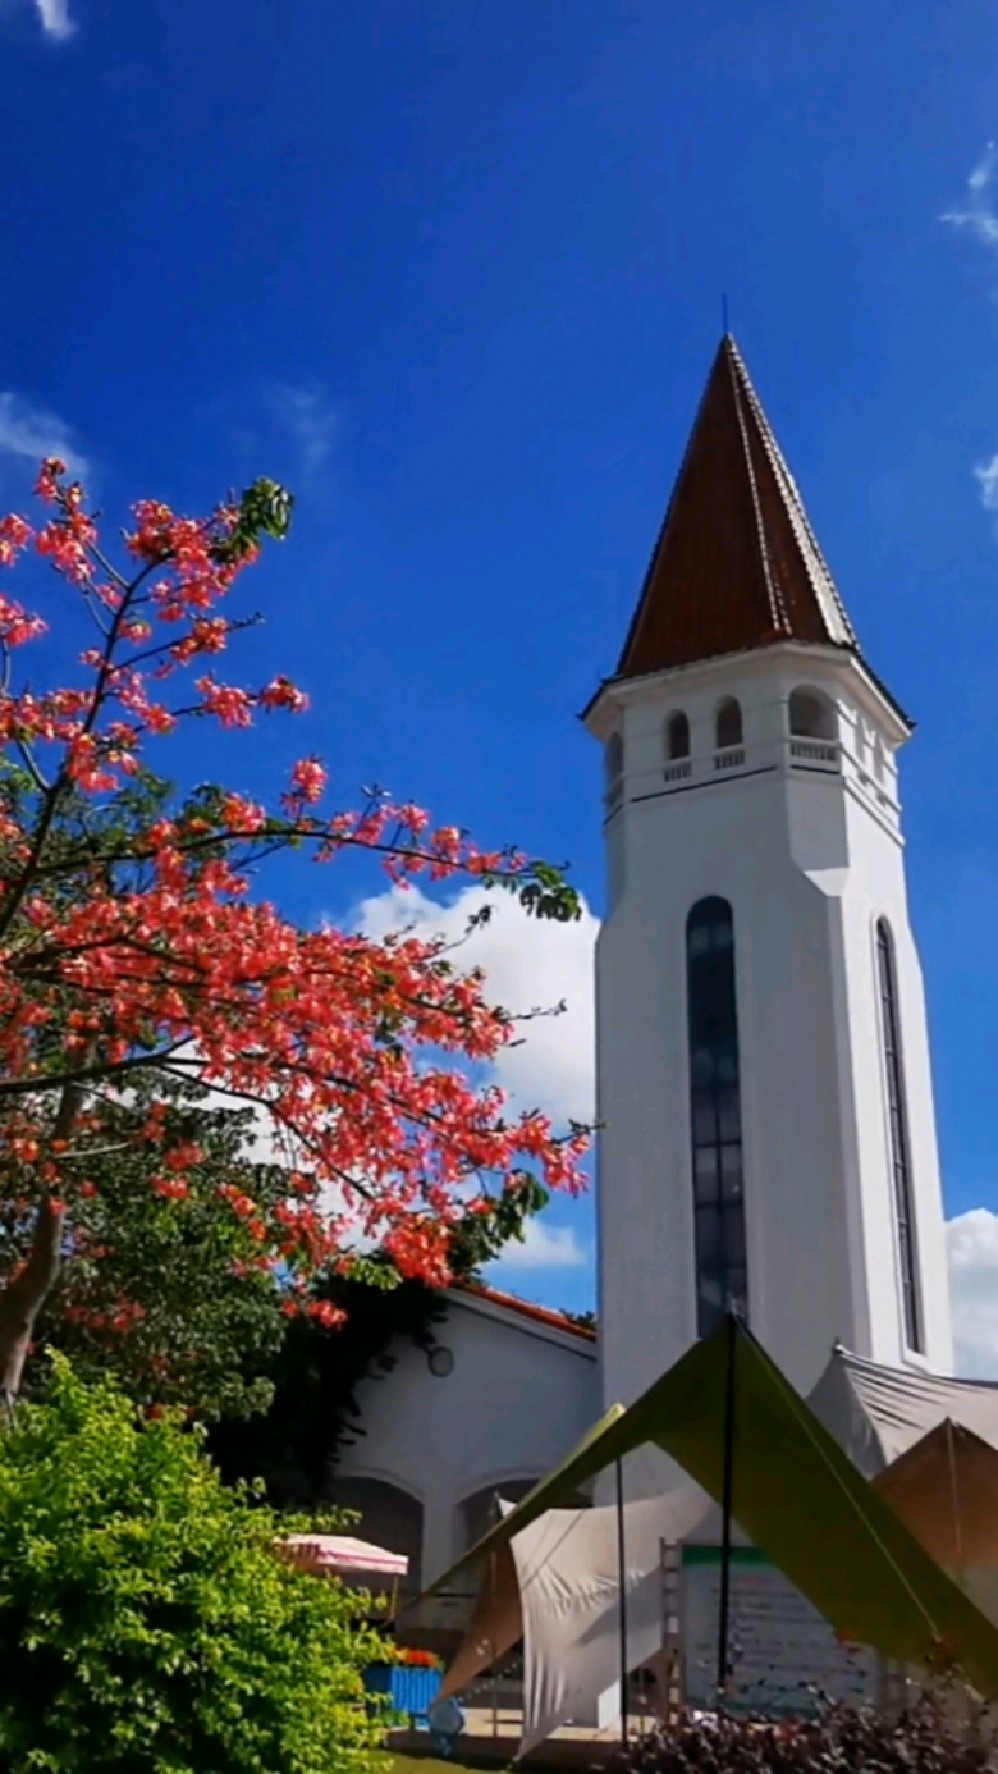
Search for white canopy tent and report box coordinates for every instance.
[439,1486,709,1756]
[808,1344,998,1473]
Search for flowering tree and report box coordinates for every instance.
[0,464,587,1404]
[16,1074,291,1419]
[16,1075,553,1422]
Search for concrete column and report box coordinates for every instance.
[420,1490,458,1589]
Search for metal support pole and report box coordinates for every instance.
[490,1548,498,1740]
[616,1455,629,1747]
[717,1310,738,1703]
[491,1491,499,1740]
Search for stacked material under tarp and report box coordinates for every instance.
[420,1320,998,1753]
[439,1487,710,1755]
[438,1529,522,1706]
[874,1423,998,1570]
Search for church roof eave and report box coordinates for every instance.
[582,637,912,739]
[449,1281,598,1353]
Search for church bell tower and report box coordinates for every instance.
[588,337,953,1412]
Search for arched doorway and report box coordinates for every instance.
[329,1475,424,1601]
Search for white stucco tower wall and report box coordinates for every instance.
[588,337,953,1420]
[590,648,952,1413]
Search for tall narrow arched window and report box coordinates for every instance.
[715,697,743,751]
[687,897,747,1337]
[666,711,690,762]
[605,732,623,813]
[876,919,922,1353]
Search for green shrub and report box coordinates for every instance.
[0,1354,388,1774]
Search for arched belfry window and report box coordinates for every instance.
[715,697,743,751]
[789,687,836,743]
[605,732,623,813]
[666,711,690,762]
[686,897,747,1337]
[876,919,923,1353]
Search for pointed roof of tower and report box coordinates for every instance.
[616,336,860,679]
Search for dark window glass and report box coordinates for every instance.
[715,698,743,750]
[694,1147,718,1204]
[720,1145,742,1200]
[692,1095,715,1145]
[666,711,691,761]
[876,920,923,1353]
[605,733,623,808]
[686,897,748,1337]
[688,923,711,959]
[718,1088,740,1142]
[690,1046,714,1087]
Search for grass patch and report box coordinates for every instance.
[391,1759,513,1774]
[391,1761,492,1774]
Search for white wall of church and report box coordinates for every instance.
[334,1291,598,1587]
[835,798,953,1369]
[593,643,953,1424]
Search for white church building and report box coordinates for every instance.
[332,336,954,1602]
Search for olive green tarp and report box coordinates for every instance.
[420,1318,998,1699]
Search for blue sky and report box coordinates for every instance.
[4,0,998,1356]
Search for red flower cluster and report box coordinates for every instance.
[0,465,588,1339]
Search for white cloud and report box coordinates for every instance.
[33,0,75,41]
[354,882,599,1126]
[942,144,998,250]
[268,384,335,480]
[0,392,88,488]
[489,1217,590,1273]
[941,150,998,527]
[974,454,998,513]
[201,379,336,497]
[948,1208,998,1377]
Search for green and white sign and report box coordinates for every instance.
[681,1546,877,1717]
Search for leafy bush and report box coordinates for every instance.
[0,1355,388,1774]
[622,1696,992,1772]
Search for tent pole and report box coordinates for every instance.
[616,1456,629,1748]
[717,1309,737,1705]
[491,1492,499,1741]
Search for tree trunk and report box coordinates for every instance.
[0,1193,63,1407]
[0,1078,84,1409]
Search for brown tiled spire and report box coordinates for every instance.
[617,336,859,679]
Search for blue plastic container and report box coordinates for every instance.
[364,1662,442,1729]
